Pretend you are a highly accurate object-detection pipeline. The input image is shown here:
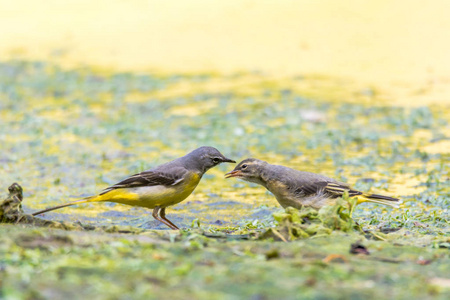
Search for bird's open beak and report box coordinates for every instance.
[225,170,241,178]
[222,157,236,163]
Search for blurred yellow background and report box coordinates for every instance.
[1,0,450,105]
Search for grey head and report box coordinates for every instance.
[182,146,235,174]
[224,158,268,185]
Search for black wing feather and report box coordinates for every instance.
[295,181,361,198]
[294,181,329,197]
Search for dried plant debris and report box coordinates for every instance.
[350,242,370,255]
[0,183,145,234]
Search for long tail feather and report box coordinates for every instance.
[360,193,401,208]
[32,196,97,216]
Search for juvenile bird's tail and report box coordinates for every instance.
[32,196,98,216]
[358,193,401,208]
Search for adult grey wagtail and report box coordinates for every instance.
[32,146,235,230]
[225,158,400,209]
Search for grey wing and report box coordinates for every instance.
[99,167,188,195]
[275,167,361,198]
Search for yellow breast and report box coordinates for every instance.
[96,172,202,209]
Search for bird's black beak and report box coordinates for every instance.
[221,157,236,163]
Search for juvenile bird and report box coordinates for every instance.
[33,146,235,229]
[225,158,400,209]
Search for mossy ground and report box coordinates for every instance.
[1,225,448,299]
[0,61,449,299]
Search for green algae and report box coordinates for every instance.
[1,60,449,299]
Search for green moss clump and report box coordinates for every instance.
[260,198,358,241]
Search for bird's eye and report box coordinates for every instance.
[241,164,248,169]
[212,157,220,163]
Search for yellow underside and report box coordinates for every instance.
[355,195,382,204]
[86,172,202,209]
[355,196,368,204]
[354,195,397,208]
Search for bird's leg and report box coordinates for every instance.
[159,207,180,230]
[152,207,179,230]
